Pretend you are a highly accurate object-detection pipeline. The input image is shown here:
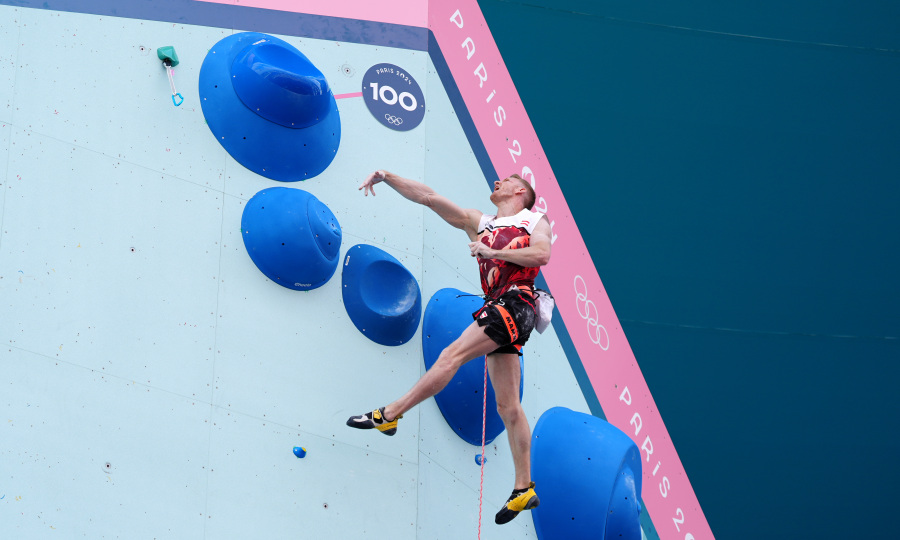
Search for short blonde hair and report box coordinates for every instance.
[508,174,536,210]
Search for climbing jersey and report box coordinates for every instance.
[476,209,545,299]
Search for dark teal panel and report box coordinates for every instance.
[623,321,900,539]
[479,1,900,539]
[483,0,900,51]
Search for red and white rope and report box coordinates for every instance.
[477,358,488,539]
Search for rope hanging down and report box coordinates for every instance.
[477,358,488,539]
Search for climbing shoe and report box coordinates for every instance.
[346,407,402,436]
[495,482,540,524]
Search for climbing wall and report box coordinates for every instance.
[0,2,599,539]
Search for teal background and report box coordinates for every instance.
[478,1,900,538]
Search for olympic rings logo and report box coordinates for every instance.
[384,114,404,126]
[574,275,610,350]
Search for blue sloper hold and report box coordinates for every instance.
[422,288,524,446]
[531,407,643,540]
[199,32,340,181]
[241,187,341,291]
[341,244,422,346]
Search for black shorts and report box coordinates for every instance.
[472,288,537,355]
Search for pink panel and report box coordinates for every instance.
[195,0,426,27]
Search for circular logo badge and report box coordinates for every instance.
[362,63,425,132]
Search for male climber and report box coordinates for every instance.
[347,170,552,525]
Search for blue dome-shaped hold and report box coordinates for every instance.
[531,407,643,540]
[231,41,332,129]
[241,187,341,291]
[422,288,524,446]
[308,197,342,262]
[341,244,421,346]
[199,32,341,181]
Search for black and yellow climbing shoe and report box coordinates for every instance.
[495,482,540,524]
[346,407,402,436]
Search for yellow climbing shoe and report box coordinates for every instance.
[346,407,402,436]
[495,481,540,524]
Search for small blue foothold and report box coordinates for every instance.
[293,446,307,458]
[475,454,486,465]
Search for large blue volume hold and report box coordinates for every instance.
[531,407,643,540]
[231,42,332,129]
[241,187,341,291]
[199,32,340,181]
[341,244,422,346]
[422,288,523,446]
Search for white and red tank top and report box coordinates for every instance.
[476,209,545,298]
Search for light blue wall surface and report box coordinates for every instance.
[0,5,596,539]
